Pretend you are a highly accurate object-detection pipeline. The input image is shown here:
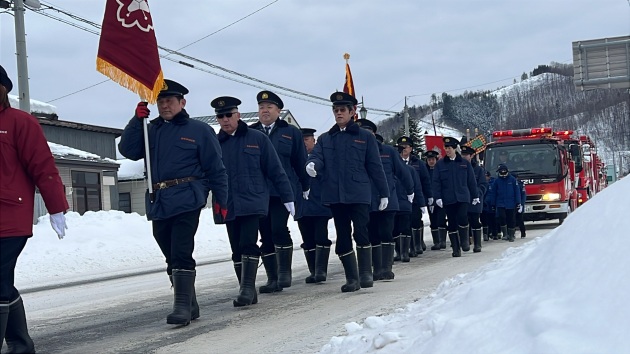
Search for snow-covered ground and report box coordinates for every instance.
[14,176,628,353]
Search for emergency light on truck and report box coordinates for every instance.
[492,127,552,138]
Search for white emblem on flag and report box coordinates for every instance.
[116,0,153,32]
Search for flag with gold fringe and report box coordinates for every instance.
[96,0,163,103]
[342,53,355,97]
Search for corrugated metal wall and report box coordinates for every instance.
[41,125,118,159]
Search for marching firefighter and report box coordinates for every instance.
[357,120,413,280]
[119,80,229,324]
[481,171,498,240]
[425,150,448,250]
[212,96,294,307]
[431,137,479,257]
[393,160,425,262]
[250,90,310,291]
[488,164,522,242]
[306,92,389,292]
[512,171,527,238]
[397,136,433,256]
[461,145,488,252]
[297,128,333,283]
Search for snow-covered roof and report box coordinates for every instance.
[49,142,119,165]
[8,94,57,114]
[117,158,146,181]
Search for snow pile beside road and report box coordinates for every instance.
[321,177,629,353]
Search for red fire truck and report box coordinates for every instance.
[484,128,580,224]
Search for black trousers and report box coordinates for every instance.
[0,236,28,302]
[259,196,291,253]
[226,215,261,262]
[497,207,516,228]
[297,216,332,250]
[368,211,396,245]
[152,208,201,274]
[329,203,369,255]
[468,212,482,229]
[429,206,447,229]
[444,202,469,232]
[393,212,411,237]
[411,204,423,229]
[516,211,526,233]
[481,211,498,236]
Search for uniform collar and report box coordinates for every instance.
[150,108,189,126]
[328,119,360,135]
[218,119,248,142]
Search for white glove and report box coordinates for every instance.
[50,212,67,239]
[421,206,428,215]
[303,189,310,200]
[518,204,524,213]
[436,199,443,208]
[472,198,480,206]
[284,202,296,217]
[407,193,414,203]
[306,162,317,177]
[428,197,434,206]
[378,197,389,211]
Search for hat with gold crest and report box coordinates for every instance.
[257,90,284,109]
[356,119,377,133]
[158,79,189,98]
[396,136,413,147]
[442,136,459,148]
[330,91,358,106]
[210,96,242,114]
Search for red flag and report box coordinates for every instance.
[343,63,355,97]
[97,0,163,103]
[424,135,446,159]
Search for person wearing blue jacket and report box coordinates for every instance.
[461,146,488,253]
[398,136,433,255]
[212,96,294,307]
[250,91,310,291]
[481,171,498,240]
[306,92,389,293]
[358,122,413,281]
[488,164,522,242]
[119,80,228,325]
[296,128,332,284]
[431,137,479,257]
[424,150,448,250]
[393,163,425,263]
[512,171,527,238]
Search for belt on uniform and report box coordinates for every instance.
[152,176,197,190]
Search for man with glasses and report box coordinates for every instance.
[119,80,229,325]
[306,92,389,292]
[250,91,310,292]
[211,96,294,307]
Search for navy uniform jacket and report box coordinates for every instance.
[298,171,332,219]
[432,153,479,206]
[397,164,424,213]
[370,142,413,212]
[250,119,310,200]
[217,120,294,222]
[307,120,389,205]
[408,155,433,204]
[488,174,521,209]
[118,109,228,221]
[469,160,488,214]
[483,176,496,212]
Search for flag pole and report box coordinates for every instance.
[141,101,155,201]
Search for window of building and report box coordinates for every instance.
[72,171,101,215]
[119,193,131,213]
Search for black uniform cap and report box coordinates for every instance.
[397,136,413,147]
[330,91,358,106]
[461,145,476,155]
[257,90,284,109]
[0,64,13,93]
[356,119,377,133]
[497,163,509,172]
[424,150,439,159]
[211,96,242,114]
[158,79,188,98]
[301,128,316,137]
[443,136,459,148]
[375,134,384,143]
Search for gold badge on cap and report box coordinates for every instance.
[161,81,169,90]
[218,100,225,107]
[262,93,269,99]
[445,138,450,142]
[336,94,343,100]
[402,138,407,142]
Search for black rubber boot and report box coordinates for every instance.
[449,231,461,257]
[393,236,402,261]
[501,225,508,240]
[356,245,373,288]
[339,251,360,292]
[412,228,423,255]
[508,228,516,242]
[401,235,411,262]
[482,226,489,241]
[439,228,447,249]
[430,229,441,250]
[4,296,35,353]
[0,300,7,347]
[259,252,283,293]
[521,230,526,238]
[473,228,482,253]
[304,249,316,283]
[380,242,395,280]
[459,225,470,252]
[170,274,198,320]
[275,245,293,288]
[234,255,259,307]
[234,261,258,305]
[167,269,195,325]
[371,244,383,281]
[314,245,330,282]
[420,227,427,251]
[409,233,418,258]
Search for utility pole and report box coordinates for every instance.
[14,0,31,113]
[430,105,437,135]
[403,96,409,136]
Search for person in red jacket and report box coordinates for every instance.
[0,64,69,353]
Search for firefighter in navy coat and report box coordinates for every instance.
[461,145,488,253]
[306,92,389,293]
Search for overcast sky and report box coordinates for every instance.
[1,0,629,134]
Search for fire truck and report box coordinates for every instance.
[565,134,601,206]
[484,128,580,224]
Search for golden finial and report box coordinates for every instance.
[343,53,350,62]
